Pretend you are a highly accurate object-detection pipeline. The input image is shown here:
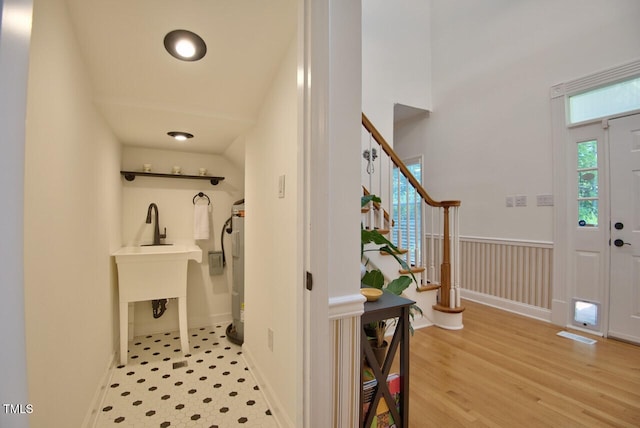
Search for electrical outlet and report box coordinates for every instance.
[515,195,527,207]
[267,328,274,351]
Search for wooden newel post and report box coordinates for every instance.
[440,205,451,308]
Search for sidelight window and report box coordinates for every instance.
[577,140,598,227]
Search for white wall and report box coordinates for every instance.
[243,38,301,427]
[396,0,640,242]
[362,0,431,141]
[23,0,121,426]
[120,147,243,334]
[0,1,32,427]
[362,0,431,211]
[223,134,246,172]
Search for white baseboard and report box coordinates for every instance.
[461,289,552,323]
[210,312,232,324]
[433,311,464,330]
[202,312,232,328]
[411,317,435,331]
[82,351,117,428]
[242,344,290,428]
[551,299,569,326]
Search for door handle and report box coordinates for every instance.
[614,239,631,247]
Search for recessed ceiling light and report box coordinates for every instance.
[163,29,206,61]
[167,131,194,141]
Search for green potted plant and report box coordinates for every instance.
[361,194,423,364]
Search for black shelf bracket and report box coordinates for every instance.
[120,171,225,186]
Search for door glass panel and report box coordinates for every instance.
[577,140,597,168]
[578,200,598,227]
[578,170,598,198]
[577,140,598,227]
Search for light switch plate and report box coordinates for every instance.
[537,194,554,206]
[515,195,527,207]
[506,196,514,208]
[267,328,274,351]
[278,175,285,198]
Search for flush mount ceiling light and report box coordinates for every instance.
[163,29,207,61]
[167,131,194,141]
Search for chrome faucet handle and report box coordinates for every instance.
[160,227,167,239]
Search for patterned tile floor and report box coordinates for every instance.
[96,325,276,427]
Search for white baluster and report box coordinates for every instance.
[414,188,419,269]
[369,201,374,229]
[429,206,435,283]
[455,206,461,308]
[420,198,429,285]
[388,159,393,235]
[438,207,443,284]
[367,132,373,192]
[378,148,383,228]
[378,155,384,230]
[405,175,410,265]
[396,168,401,247]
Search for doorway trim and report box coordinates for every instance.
[0,2,33,427]
[551,58,640,331]
[300,0,363,426]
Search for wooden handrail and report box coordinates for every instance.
[362,112,462,310]
[362,113,460,209]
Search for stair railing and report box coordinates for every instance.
[361,113,462,310]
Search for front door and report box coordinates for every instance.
[609,113,640,344]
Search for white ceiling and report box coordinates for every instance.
[65,0,297,154]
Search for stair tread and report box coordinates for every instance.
[432,303,466,314]
[417,284,440,292]
[363,227,389,234]
[399,266,426,274]
[380,248,408,255]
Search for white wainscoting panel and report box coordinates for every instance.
[329,293,364,427]
[461,237,553,310]
[426,236,553,310]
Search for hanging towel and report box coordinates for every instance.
[193,202,210,240]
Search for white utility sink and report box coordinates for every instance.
[113,244,202,365]
[113,244,203,260]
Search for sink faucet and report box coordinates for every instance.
[145,203,167,245]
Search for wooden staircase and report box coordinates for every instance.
[361,113,464,329]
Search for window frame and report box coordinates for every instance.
[392,156,423,266]
[568,76,640,125]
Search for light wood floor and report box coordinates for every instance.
[402,300,640,427]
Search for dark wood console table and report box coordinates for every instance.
[360,291,414,427]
